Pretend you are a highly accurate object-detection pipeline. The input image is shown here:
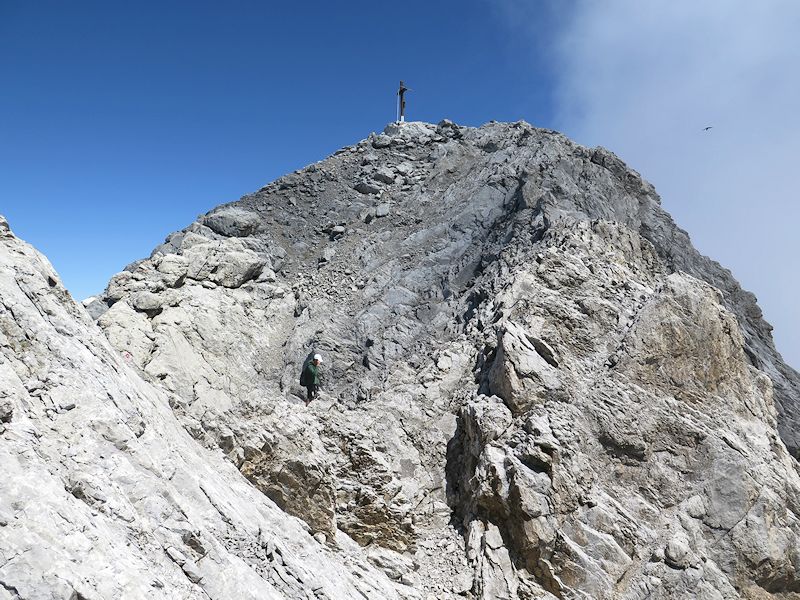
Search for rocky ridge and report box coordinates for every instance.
[0,220,412,598]
[3,119,800,599]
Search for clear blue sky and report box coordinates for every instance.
[2,1,798,368]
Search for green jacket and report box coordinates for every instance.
[304,363,320,386]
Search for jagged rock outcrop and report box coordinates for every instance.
[5,118,800,599]
[0,220,415,599]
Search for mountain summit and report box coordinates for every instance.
[3,120,800,598]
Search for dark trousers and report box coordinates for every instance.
[305,383,318,402]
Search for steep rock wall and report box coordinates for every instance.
[84,120,800,598]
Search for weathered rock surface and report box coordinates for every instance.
[203,207,262,237]
[95,120,800,599]
[0,219,411,599]
[4,118,800,599]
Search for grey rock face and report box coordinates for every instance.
[203,207,262,237]
[7,117,800,599]
[354,180,381,195]
[0,218,411,600]
[93,120,800,598]
[81,295,108,319]
[449,256,799,597]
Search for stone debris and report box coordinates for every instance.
[354,181,380,195]
[372,134,392,149]
[2,118,800,599]
[374,166,397,184]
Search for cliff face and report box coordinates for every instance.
[0,221,407,598]
[3,120,800,599]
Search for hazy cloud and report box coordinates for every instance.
[530,0,800,366]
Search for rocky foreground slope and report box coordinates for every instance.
[4,120,800,599]
[0,226,411,599]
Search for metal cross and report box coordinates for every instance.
[397,81,409,122]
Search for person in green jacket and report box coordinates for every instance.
[301,353,322,405]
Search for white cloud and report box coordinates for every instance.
[547,0,800,367]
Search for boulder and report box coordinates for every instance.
[182,238,265,288]
[203,208,261,237]
[81,295,108,319]
[373,167,396,184]
[354,181,381,195]
[372,134,392,148]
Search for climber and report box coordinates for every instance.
[300,353,323,405]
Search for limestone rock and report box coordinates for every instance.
[664,532,693,569]
[182,236,265,287]
[0,221,408,600]
[374,166,397,184]
[14,119,800,599]
[372,134,392,148]
[486,322,561,414]
[354,181,380,195]
[239,409,337,538]
[203,207,261,237]
[0,396,12,427]
[81,295,108,319]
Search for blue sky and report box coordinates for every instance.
[2,1,798,368]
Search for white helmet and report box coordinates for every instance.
[313,354,322,362]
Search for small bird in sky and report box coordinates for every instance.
[702,126,713,131]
